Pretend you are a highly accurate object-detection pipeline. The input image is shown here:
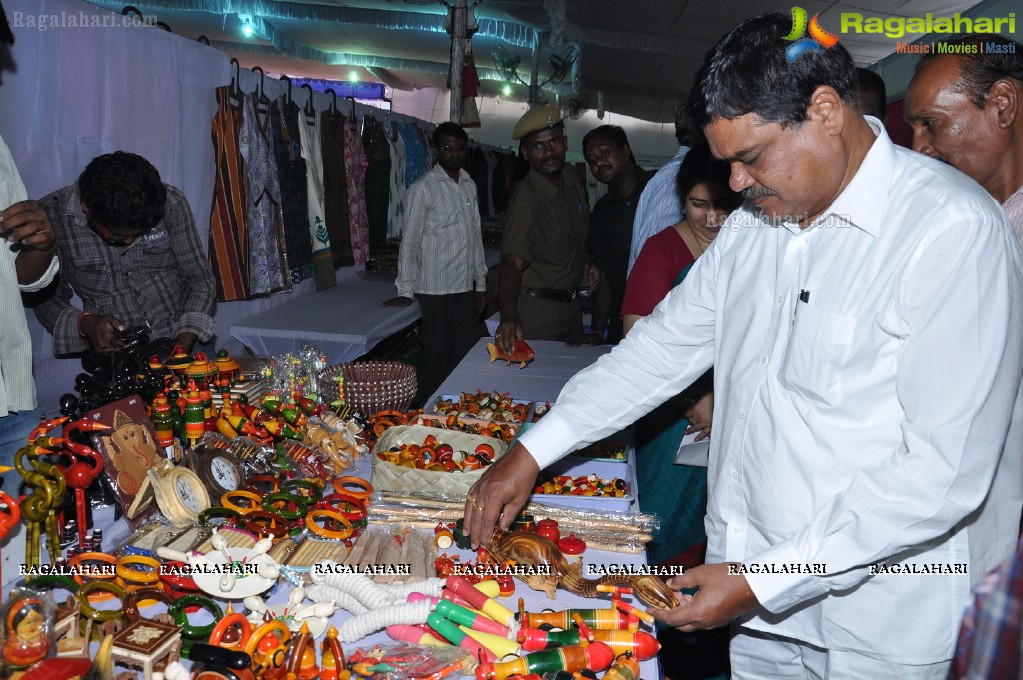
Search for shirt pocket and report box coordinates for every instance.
[142,236,175,272]
[780,303,857,406]
[66,252,112,302]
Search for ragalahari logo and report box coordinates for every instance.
[783,6,840,62]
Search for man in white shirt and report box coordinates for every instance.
[904,34,1023,241]
[464,13,1023,678]
[0,10,59,482]
[627,102,690,277]
[383,122,487,397]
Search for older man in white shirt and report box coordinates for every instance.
[464,12,1023,679]
[0,9,59,479]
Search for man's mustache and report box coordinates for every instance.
[742,187,774,200]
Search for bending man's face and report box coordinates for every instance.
[705,111,843,226]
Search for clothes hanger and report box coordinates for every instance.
[251,66,272,112]
[250,68,272,107]
[279,75,293,106]
[346,96,358,130]
[229,57,242,104]
[325,88,339,120]
[301,83,316,121]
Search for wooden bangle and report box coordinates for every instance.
[332,476,373,500]
[77,581,126,621]
[158,561,199,591]
[198,506,243,527]
[221,489,263,514]
[243,510,292,538]
[305,509,353,540]
[168,594,223,639]
[115,555,161,585]
[316,493,367,522]
[245,474,281,495]
[68,551,118,588]
[18,574,78,594]
[281,478,323,504]
[123,587,176,622]
[262,492,309,520]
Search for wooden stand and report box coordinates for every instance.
[110,619,182,680]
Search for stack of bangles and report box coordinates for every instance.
[68,552,118,601]
[301,477,373,541]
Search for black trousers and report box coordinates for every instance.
[417,292,481,397]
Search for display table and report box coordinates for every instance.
[431,338,613,405]
[230,275,422,364]
[0,337,669,678]
[0,447,664,679]
[231,248,502,365]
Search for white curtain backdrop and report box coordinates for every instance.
[0,0,315,415]
[0,0,451,416]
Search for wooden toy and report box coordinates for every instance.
[486,528,677,609]
[15,433,67,574]
[111,618,182,680]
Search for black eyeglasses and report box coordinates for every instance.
[88,219,151,247]
[525,136,566,154]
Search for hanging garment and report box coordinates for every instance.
[297,108,337,290]
[239,92,290,296]
[321,109,353,268]
[270,98,314,284]
[343,116,370,265]
[208,86,249,302]
[386,120,408,239]
[398,122,428,188]
[467,147,489,220]
[483,150,499,219]
[362,116,391,247]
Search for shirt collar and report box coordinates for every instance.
[1003,183,1023,209]
[63,184,87,224]
[810,117,893,238]
[527,166,574,198]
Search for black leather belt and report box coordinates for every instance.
[526,287,578,303]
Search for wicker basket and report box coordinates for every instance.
[319,361,417,415]
[371,424,506,496]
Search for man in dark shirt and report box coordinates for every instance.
[582,125,652,345]
[35,152,215,355]
[495,106,597,351]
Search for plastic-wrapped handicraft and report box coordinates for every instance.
[486,528,677,609]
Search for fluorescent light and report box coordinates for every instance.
[502,84,512,97]
[349,71,359,82]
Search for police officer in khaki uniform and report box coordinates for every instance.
[495,106,599,354]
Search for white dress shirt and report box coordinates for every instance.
[519,121,1023,663]
[0,133,58,415]
[395,164,487,298]
[628,145,688,276]
[1003,183,1023,248]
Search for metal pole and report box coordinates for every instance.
[449,0,467,123]
[528,29,542,107]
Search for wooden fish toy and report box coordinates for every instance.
[486,340,535,369]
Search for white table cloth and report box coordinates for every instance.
[230,276,422,364]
